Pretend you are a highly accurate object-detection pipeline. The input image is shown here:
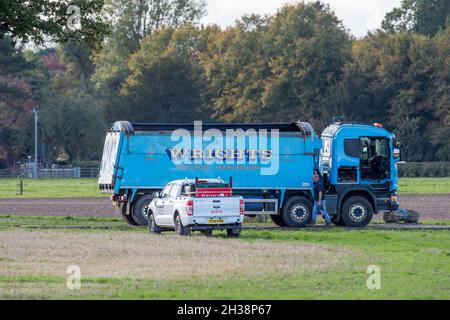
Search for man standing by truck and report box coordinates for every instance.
[311,174,332,228]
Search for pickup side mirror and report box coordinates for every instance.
[153,192,160,198]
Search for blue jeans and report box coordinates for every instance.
[312,200,331,224]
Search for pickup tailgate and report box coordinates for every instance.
[193,197,241,217]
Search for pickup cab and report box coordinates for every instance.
[146,178,245,237]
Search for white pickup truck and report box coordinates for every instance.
[146,179,244,237]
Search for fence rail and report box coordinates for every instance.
[0,167,100,179]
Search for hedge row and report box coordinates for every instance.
[398,162,450,178]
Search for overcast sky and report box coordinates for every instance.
[202,0,402,37]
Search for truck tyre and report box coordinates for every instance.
[332,217,345,226]
[281,196,313,228]
[341,196,374,227]
[117,203,139,226]
[227,227,241,238]
[148,212,161,234]
[132,194,154,226]
[175,214,190,236]
[270,215,287,227]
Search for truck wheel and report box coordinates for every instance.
[148,212,161,234]
[227,227,241,238]
[270,215,287,227]
[341,196,374,227]
[332,217,345,226]
[132,194,154,226]
[175,214,190,236]
[281,196,313,228]
[117,203,139,226]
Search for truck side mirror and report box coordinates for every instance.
[153,192,160,198]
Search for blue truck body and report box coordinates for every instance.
[99,121,400,228]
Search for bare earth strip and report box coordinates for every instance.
[0,194,448,220]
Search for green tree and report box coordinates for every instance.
[93,0,206,87]
[59,41,95,86]
[93,0,207,125]
[0,0,108,51]
[339,29,450,161]
[39,87,106,163]
[200,2,352,128]
[382,0,450,36]
[118,26,207,122]
[0,37,35,167]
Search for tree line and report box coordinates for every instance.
[0,0,449,167]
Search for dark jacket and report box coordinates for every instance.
[313,180,326,202]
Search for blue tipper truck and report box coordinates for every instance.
[98,120,401,228]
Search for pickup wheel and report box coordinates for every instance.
[227,227,241,238]
[148,212,161,234]
[281,196,313,228]
[132,194,154,226]
[270,215,287,227]
[175,214,191,236]
[340,196,374,227]
[117,203,139,226]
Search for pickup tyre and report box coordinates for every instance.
[175,213,191,236]
[282,196,313,228]
[148,212,161,234]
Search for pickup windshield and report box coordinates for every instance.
[197,183,229,189]
[181,182,231,197]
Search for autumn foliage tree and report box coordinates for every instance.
[1,0,449,166]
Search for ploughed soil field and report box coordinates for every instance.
[0,194,448,221]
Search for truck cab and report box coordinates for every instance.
[319,122,401,226]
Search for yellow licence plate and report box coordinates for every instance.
[208,219,225,224]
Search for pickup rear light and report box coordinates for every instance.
[240,199,245,215]
[186,200,194,216]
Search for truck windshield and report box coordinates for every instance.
[361,138,388,160]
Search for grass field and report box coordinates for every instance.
[0,178,449,199]
[0,215,449,300]
[0,179,106,199]
[399,178,450,194]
